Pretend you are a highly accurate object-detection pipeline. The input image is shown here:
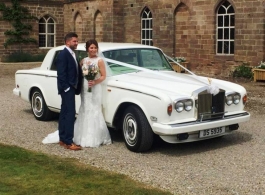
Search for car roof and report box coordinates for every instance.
[98,42,158,52]
[53,42,159,52]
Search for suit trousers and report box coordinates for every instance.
[58,86,76,145]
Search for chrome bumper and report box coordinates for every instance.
[13,88,21,97]
[152,111,250,135]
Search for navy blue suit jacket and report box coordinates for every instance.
[56,47,83,95]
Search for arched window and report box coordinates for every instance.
[216,1,235,54]
[39,15,56,48]
[141,8,153,46]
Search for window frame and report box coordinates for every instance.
[216,2,235,55]
[141,8,153,46]
[39,15,56,48]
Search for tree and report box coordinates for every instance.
[0,0,38,49]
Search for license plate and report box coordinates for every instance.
[199,127,225,138]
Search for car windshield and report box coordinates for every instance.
[102,48,173,75]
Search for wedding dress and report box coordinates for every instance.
[73,56,112,147]
[42,56,112,147]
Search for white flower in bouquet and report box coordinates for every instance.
[83,69,89,76]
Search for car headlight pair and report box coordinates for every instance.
[174,99,193,112]
[225,93,241,106]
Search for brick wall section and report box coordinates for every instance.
[123,0,264,77]
[63,0,122,43]
[186,0,264,76]
[0,0,264,77]
[0,0,64,61]
[112,1,124,42]
[122,1,141,43]
[235,1,264,66]
[123,1,176,55]
[175,3,190,61]
[188,0,218,76]
[95,11,103,42]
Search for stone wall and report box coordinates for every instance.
[0,0,64,61]
[122,0,265,77]
[63,0,124,43]
[0,0,264,77]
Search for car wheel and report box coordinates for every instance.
[31,89,53,121]
[122,106,153,152]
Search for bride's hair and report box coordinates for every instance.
[85,39,99,51]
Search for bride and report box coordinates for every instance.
[73,39,112,147]
[43,39,112,148]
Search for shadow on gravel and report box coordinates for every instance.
[150,131,252,156]
[23,108,126,144]
[24,109,34,115]
[23,109,60,120]
[105,130,252,156]
[109,128,124,143]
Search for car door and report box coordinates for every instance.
[42,50,63,112]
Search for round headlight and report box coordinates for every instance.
[184,100,193,111]
[226,95,233,106]
[175,101,184,112]
[233,94,241,105]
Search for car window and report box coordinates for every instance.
[75,50,87,63]
[140,49,172,70]
[50,50,61,71]
[103,48,173,75]
[50,50,87,71]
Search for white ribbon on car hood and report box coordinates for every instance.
[102,56,220,96]
[165,55,220,95]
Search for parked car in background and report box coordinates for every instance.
[13,43,250,152]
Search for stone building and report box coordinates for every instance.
[0,0,264,76]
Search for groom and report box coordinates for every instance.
[56,32,83,150]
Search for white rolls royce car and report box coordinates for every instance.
[13,43,250,152]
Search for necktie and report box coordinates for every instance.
[72,51,79,87]
[72,52,77,63]
[71,52,78,69]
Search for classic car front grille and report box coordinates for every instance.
[197,90,225,121]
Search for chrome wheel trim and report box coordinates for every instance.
[32,92,44,117]
[123,113,138,146]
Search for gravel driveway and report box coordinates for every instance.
[1,63,265,195]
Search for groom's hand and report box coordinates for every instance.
[64,87,70,92]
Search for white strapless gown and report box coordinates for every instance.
[42,57,112,147]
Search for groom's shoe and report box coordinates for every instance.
[59,141,66,147]
[65,143,81,151]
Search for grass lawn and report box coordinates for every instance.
[0,144,172,195]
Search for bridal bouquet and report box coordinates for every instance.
[82,63,99,92]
